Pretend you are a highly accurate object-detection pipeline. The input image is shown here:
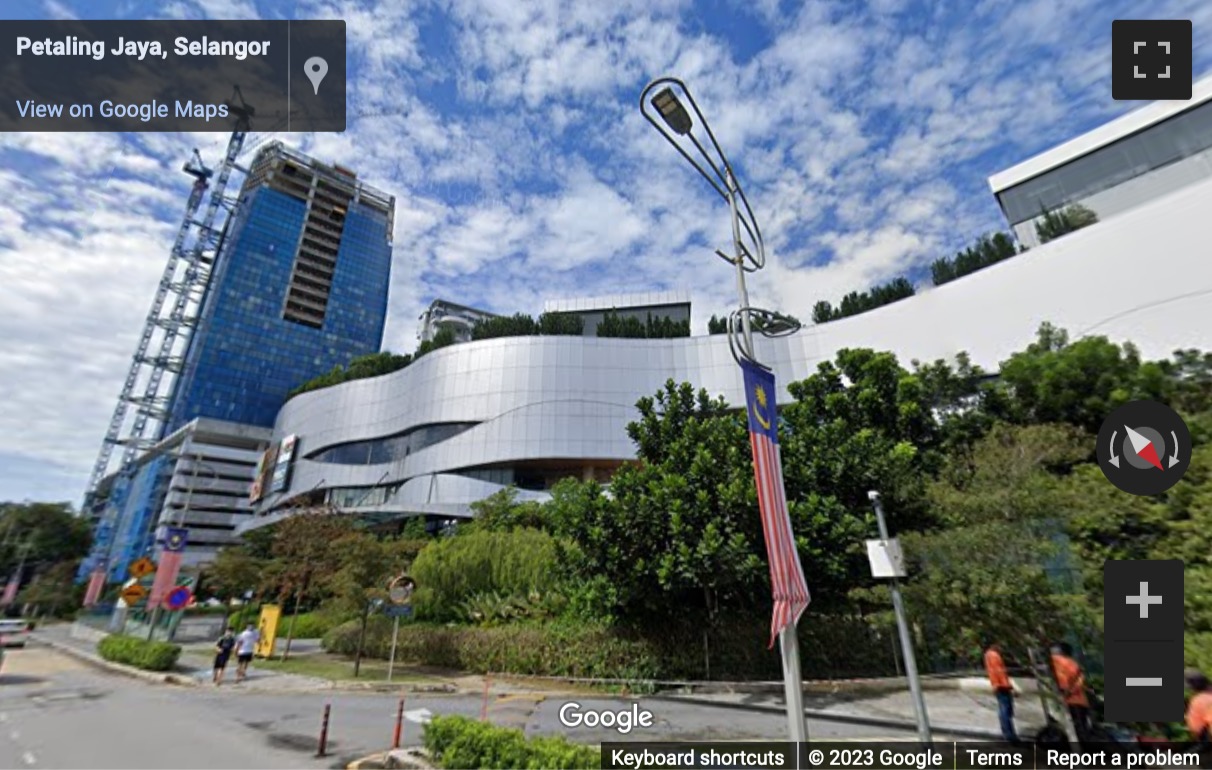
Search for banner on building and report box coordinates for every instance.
[269,435,298,495]
[255,603,281,658]
[249,442,280,504]
[147,527,189,609]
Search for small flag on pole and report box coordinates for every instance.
[739,358,811,648]
[148,528,189,609]
[83,568,106,607]
[0,574,18,605]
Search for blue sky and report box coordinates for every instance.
[4,0,1212,503]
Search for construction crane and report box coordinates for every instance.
[82,88,256,532]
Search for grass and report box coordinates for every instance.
[253,652,437,683]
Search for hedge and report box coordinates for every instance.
[424,715,600,769]
[226,609,348,639]
[97,635,182,671]
[323,614,900,681]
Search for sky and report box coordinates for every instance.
[3,0,1212,504]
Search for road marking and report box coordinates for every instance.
[21,750,35,765]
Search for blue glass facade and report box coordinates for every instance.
[105,455,168,582]
[167,185,392,431]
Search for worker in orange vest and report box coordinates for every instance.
[1187,670,1212,747]
[1050,643,1090,745]
[985,641,1019,744]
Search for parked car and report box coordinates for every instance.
[0,619,31,648]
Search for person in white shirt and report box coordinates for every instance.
[234,623,260,683]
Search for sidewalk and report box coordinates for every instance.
[34,622,336,693]
[656,686,1048,740]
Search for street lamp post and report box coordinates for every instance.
[641,77,809,743]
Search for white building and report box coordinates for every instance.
[989,74,1212,247]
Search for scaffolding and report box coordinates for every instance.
[80,90,256,578]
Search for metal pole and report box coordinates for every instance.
[387,614,401,682]
[870,492,932,745]
[393,696,405,749]
[315,703,331,758]
[727,170,808,744]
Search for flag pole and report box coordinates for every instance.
[726,169,809,743]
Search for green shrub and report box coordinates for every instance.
[225,608,347,639]
[411,528,559,621]
[424,715,600,769]
[320,614,898,681]
[97,635,182,671]
[279,610,346,639]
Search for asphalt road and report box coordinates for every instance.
[0,644,923,769]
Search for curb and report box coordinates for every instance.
[647,694,1004,740]
[32,635,200,688]
[490,672,1027,698]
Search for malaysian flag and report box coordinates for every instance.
[0,574,18,605]
[147,528,188,609]
[83,568,107,607]
[740,358,811,648]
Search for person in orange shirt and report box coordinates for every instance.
[1186,670,1212,746]
[985,641,1019,744]
[1050,643,1090,744]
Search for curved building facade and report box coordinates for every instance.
[247,168,1212,530]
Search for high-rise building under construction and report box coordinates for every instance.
[167,142,395,432]
[83,141,395,579]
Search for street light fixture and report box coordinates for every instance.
[650,87,692,135]
[640,76,808,743]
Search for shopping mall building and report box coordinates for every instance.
[242,81,1212,535]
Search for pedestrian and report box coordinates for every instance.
[1050,643,1091,745]
[985,641,1019,745]
[234,623,260,683]
[213,628,236,685]
[1186,670,1212,748]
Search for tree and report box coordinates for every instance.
[324,532,410,676]
[811,301,835,324]
[991,324,1169,434]
[17,561,81,619]
[811,277,916,323]
[931,232,1020,286]
[205,545,265,604]
[548,381,765,624]
[1036,204,1098,244]
[898,424,1095,661]
[467,488,548,532]
[779,349,954,606]
[707,314,728,335]
[268,511,355,659]
[0,502,92,577]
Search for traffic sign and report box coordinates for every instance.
[129,557,156,579]
[388,575,415,605]
[384,605,413,619]
[120,584,148,605]
[165,585,192,611]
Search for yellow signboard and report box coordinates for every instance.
[255,604,281,658]
[129,557,156,579]
[120,584,147,605]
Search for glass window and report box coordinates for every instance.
[998,100,1212,223]
[309,422,479,465]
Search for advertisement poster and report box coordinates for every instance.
[255,603,281,658]
[269,434,298,495]
[249,442,279,504]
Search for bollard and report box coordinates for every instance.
[392,696,405,749]
[315,703,331,758]
[480,674,491,721]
